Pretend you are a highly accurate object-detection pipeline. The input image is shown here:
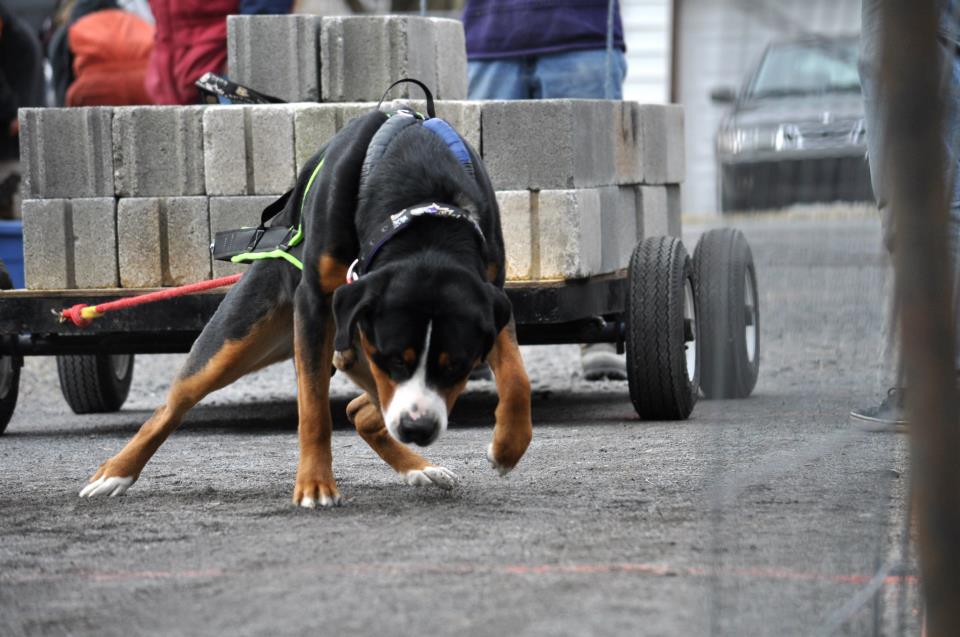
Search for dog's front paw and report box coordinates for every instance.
[403,465,459,490]
[293,475,342,509]
[486,443,515,477]
[79,473,135,498]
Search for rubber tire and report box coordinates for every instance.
[626,236,698,420]
[56,354,134,414]
[0,258,20,434]
[693,228,760,399]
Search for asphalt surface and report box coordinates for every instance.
[0,208,920,636]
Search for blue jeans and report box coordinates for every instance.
[467,48,627,100]
[859,0,960,368]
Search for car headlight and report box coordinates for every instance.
[717,125,802,155]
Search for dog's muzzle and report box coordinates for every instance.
[396,413,441,447]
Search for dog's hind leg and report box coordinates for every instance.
[81,266,296,498]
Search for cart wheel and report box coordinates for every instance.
[56,354,134,414]
[626,236,698,420]
[693,228,759,399]
[0,258,19,434]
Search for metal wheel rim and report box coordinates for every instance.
[745,270,758,365]
[0,356,12,397]
[684,276,697,384]
[111,354,131,381]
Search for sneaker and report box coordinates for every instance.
[849,387,908,432]
[581,343,627,381]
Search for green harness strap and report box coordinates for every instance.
[228,157,326,271]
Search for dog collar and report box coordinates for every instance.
[347,202,485,282]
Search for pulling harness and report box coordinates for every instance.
[210,78,485,283]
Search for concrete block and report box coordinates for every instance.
[249,105,296,194]
[117,197,211,287]
[481,100,617,190]
[638,104,685,184]
[598,186,638,273]
[293,103,340,176]
[496,190,534,281]
[666,184,682,238]
[203,106,247,196]
[19,108,114,198]
[537,189,602,280]
[227,15,322,103]
[203,105,297,196]
[432,18,468,101]
[209,196,279,277]
[162,197,211,285]
[615,102,644,185]
[22,198,118,290]
[637,186,673,240]
[320,16,467,103]
[22,200,68,290]
[113,106,205,197]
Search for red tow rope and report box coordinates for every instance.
[58,273,243,328]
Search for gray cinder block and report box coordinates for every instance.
[496,190,534,281]
[320,16,467,103]
[203,106,247,196]
[227,15,322,103]
[293,103,340,176]
[481,100,617,190]
[117,197,211,288]
[666,184,682,238]
[537,189,602,280]
[203,105,297,196]
[637,185,674,240]
[19,108,114,199]
[209,196,279,277]
[113,106,206,197]
[615,102,644,185]
[638,104,685,184]
[22,198,118,290]
[432,18,468,101]
[599,186,638,273]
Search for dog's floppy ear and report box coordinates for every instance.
[486,284,513,335]
[332,268,392,352]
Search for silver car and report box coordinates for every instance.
[712,35,873,213]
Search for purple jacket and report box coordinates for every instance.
[463,0,625,60]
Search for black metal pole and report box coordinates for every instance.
[882,0,960,634]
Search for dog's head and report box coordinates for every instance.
[333,262,511,446]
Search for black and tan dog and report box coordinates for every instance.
[79,105,533,506]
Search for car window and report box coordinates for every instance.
[748,40,860,99]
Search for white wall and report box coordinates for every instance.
[622,0,673,104]
[675,0,861,215]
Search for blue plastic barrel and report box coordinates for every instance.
[0,220,24,289]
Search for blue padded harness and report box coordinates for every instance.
[423,117,475,179]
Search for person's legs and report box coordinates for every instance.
[468,58,534,100]
[531,48,627,99]
[530,47,628,380]
[852,2,960,428]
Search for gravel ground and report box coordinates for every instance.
[0,210,920,636]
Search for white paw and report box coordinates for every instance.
[486,443,512,477]
[403,466,459,490]
[79,476,135,498]
[298,493,342,509]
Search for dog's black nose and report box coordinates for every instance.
[396,414,438,447]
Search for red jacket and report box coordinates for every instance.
[146,0,239,105]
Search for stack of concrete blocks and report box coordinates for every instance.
[485,100,684,281]
[17,15,684,290]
